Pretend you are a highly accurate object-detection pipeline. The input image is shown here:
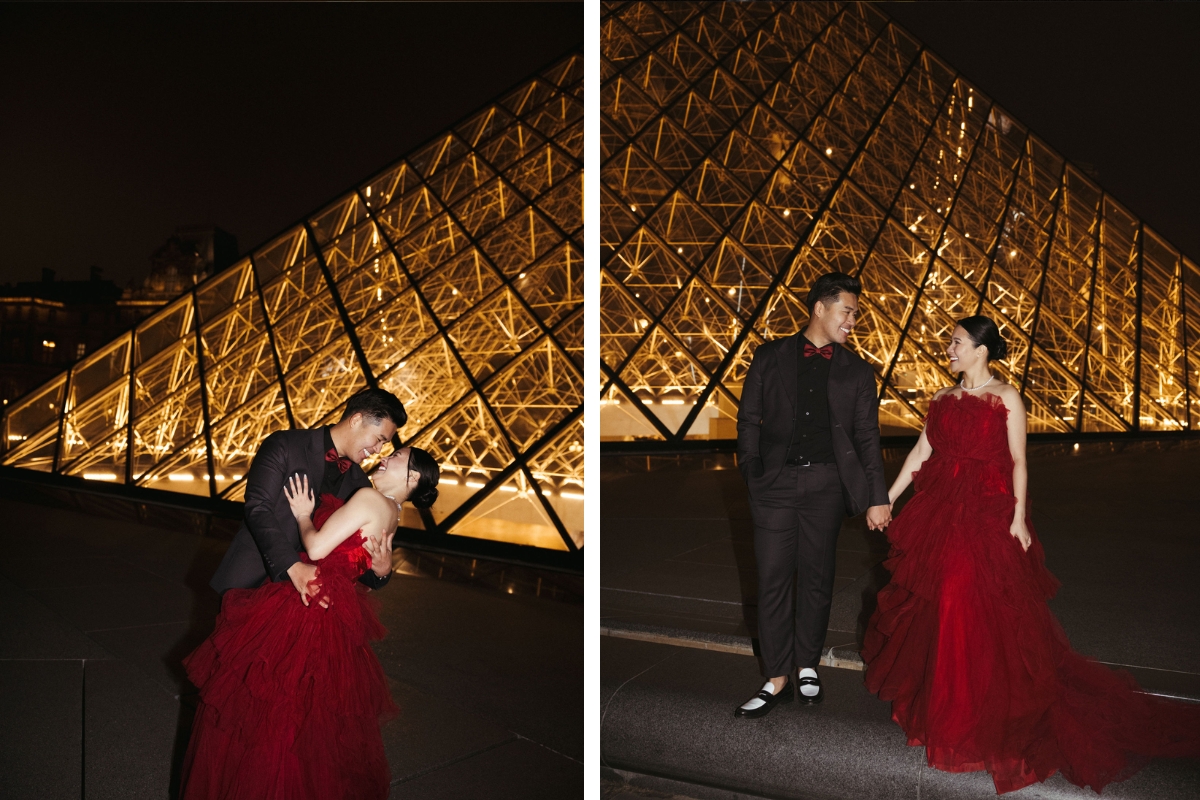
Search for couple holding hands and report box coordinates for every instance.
[734,272,1199,794]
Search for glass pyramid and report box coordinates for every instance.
[2,51,584,553]
[600,1,1198,442]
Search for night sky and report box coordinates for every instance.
[881,1,1200,265]
[0,2,581,288]
[3,2,1197,290]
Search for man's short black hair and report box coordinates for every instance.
[805,271,863,313]
[341,387,407,429]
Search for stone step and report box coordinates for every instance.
[601,636,1200,800]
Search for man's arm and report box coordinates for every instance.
[850,366,889,508]
[736,345,768,483]
[243,432,302,582]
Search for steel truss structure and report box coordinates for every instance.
[2,51,584,553]
[600,1,1199,443]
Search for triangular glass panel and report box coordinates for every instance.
[659,278,744,376]
[600,374,667,442]
[376,334,474,436]
[284,336,366,429]
[484,338,582,454]
[447,470,570,552]
[407,392,516,516]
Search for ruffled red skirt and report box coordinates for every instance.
[863,455,1200,794]
[180,566,397,799]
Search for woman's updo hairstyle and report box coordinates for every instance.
[406,447,440,509]
[957,315,1008,361]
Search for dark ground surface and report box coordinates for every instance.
[600,439,1200,799]
[0,493,582,799]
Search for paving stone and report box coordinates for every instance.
[83,659,181,800]
[391,738,580,800]
[0,660,83,800]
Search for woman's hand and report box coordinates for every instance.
[1009,518,1032,551]
[363,528,395,578]
[284,473,316,520]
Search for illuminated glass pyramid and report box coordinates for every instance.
[2,51,583,552]
[600,1,1197,441]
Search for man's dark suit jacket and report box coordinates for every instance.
[209,427,388,595]
[736,335,889,516]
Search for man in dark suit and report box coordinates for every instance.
[210,388,408,605]
[734,272,891,717]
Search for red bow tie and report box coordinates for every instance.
[804,343,834,360]
[325,447,352,474]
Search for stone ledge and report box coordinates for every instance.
[601,620,866,671]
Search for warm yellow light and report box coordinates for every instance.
[782,209,791,217]
[168,474,194,482]
[83,472,117,481]
[825,147,833,156]
[465,480,486,489]
[677,247,684,254]
[630,205,637,212]
[560,491,584,500]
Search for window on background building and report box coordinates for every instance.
[76,342,86,359]
[42,339,56,363]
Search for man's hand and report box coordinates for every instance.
[363,528,395,579]
[865,504,892,531]
[286,561,329,609]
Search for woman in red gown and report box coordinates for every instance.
[180,446,440,800]
[863,316,1200,794]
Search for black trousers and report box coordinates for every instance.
[750,462,844,676]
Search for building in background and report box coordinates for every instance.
[2,50,583,557]
[0,226,239,406]
[599,1,1198,442]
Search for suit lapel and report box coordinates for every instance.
[827,344,849,429]
[777,334,799,410]
[306,427,326,494]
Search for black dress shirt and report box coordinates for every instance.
[318,426,348,504]
[785,335,835,464]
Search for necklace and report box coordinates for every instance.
[960,374,995,392]
[383,494,403,511]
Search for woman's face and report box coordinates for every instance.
[946,326,986,374]
[373,447,414,498]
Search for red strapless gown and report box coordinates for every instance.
[863,392,1200,794]
[181,494,397,800]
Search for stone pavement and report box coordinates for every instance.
[0,492,581,799]
[601,440,1200,799]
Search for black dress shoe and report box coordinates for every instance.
[734,680,794,718]
[796,670,823,704]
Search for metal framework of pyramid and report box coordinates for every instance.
[600,1,1199,443]
[2,51,583,553]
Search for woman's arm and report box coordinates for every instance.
[887,425,932,504]
[886,388,947,504]
[283,477,393,561]
[1001,386,1031,550]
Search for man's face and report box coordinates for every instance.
[814,291,859,344]
[345,414,397,464]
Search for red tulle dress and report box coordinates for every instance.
[863,392,1200,794]
[181,494,397,800]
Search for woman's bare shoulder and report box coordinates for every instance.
[991,382,1025,409]
[347,486,391,510]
